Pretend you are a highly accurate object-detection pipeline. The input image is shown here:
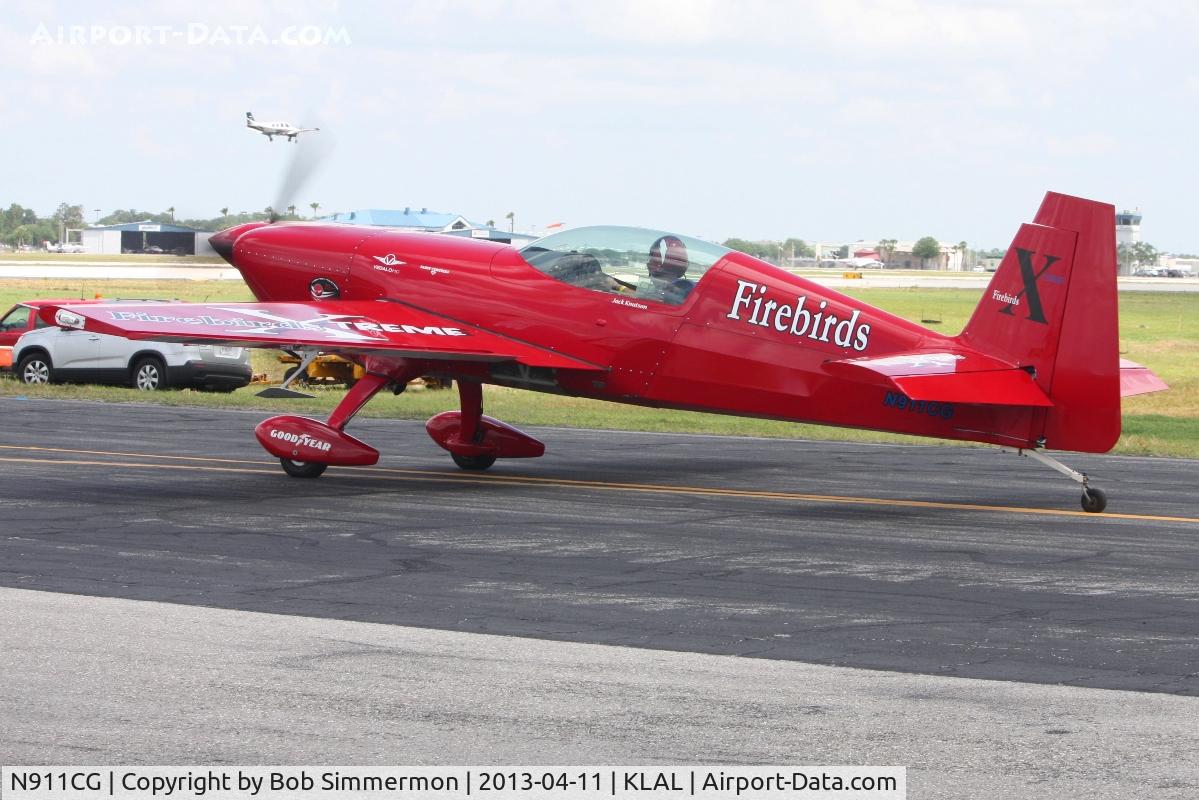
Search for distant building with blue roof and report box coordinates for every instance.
[324,208,473,232]
[323,207,538,245]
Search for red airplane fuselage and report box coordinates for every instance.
[221,220,1037,449]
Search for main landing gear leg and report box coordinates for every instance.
[328,372,391,431]
[423,381,544,470]
[1014,447,1107,513]
[271,372,393,479]
[451,380,496,471]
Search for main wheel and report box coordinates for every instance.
[133,356,168,391]
[18,353,53,385]
[1081,487,1107,514]
[451,452,496,471]
[280,458,327,478]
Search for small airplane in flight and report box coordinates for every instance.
[245,112,319,142]
[39,192,1166,513]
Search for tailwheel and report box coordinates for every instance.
[280,458,328,479]
[1081,487,1107,514]
[1014,446,1109,514]
[451,452,496,471]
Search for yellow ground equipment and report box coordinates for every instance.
[277,352,451,389]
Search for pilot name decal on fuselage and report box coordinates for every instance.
[726,279,871,352]
[612,297,648,310]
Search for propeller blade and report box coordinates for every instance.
[271,121,333,222]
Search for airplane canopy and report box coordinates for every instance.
[519,226,730,305]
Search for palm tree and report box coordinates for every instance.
[878,238,897,266]
[220,207,229,219]
[504,211,515,232]
[287,204,296,218]
[486,219,495,228]
[166,206,175,221]
[956,240,968,271]
[309,202,320,219]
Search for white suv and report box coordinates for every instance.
[14,313,252,392]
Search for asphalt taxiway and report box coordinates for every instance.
[1,398,1196,796]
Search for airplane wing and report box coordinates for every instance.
[823,350,1053,406]
[40,301,602,371]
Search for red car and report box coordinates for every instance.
[0,299,112,370]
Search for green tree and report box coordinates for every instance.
[6,220,56,248]
[912,236,942,268]
[722,238,777,260]
[52,202,85,230]
[220,207,229,218]
[1131,241,1158,267]
[98,209,175,226]
[309,202,320,218]
[505,211,515,232]
[783,238,815,258]
[2,203,36,236]
[166,206,175,221]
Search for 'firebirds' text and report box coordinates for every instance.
[726,279,871,352]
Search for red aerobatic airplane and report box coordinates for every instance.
[39,191,1166,513]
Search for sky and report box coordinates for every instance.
[3,0,1197,250]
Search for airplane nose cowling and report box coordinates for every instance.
[209,230,236,263]
[209,222,270,265]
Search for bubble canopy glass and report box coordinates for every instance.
[518,226,730,304]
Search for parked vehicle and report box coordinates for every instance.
[1,298,110,370]
[7,299,251,391]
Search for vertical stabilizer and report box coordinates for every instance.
[958,192,1120,452]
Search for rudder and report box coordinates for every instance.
[958,192,1120,453]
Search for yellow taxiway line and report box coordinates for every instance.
[0,443,1196,524]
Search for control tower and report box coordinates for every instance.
[1116,210,1141,246]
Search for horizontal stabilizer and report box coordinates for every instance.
[1119,358,1169,397]
[824,351,1053,407]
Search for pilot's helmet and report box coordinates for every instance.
[647,235,688,281]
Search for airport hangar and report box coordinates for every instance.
[80,210,537,256]
[81,221,217,256]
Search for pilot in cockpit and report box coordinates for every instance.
[636,235,695,305]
